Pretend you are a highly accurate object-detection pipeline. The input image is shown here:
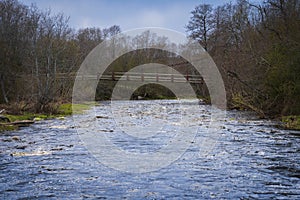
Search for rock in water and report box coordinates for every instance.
[12,136,20,141]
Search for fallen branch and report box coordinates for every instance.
[0,120,34,127]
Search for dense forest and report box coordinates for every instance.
[0,0,121,113]
[0,0,300,120]
[186,0,300,117]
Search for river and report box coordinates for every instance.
[0,100,300,199]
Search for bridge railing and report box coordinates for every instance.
[55,71,204,84]
[100,72,203,84]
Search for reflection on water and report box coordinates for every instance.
[0,100,299,199]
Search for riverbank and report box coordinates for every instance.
[281,115,300,130]
[230,95,300,131]
[0,103,92,132]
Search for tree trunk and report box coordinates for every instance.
[0,74,9,103]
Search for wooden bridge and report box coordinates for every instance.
[71,72,204,84]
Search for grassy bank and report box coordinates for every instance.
[0,103,92,132]
[282,116,300,130]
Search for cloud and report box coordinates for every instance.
[131,2,194,33]
[77,17,94,28]
[137,10,166,27]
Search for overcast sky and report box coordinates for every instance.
[20,0,235,34]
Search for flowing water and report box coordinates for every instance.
[0,100,299,199]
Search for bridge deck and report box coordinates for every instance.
[67,72,203,84]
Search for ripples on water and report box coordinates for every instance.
[0,100,299,199]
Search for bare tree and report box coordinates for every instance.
[0,0,31,103]
[185,4,214,51]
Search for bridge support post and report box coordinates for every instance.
[141,73,144,82]
[112,71,115,81]
[186,72,189,82]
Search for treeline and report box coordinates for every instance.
[186,0,300,117]
[2,0,299,118]
[0,0,120,112]
[0,0,190,113]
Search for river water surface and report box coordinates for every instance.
[0,100,300,199]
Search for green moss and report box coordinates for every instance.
[58,103,93,115]
[5,113,56,122]
[0,124,17,132]
[2,103,91,124]
[282,115,300,130]
[0,103,93,132]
